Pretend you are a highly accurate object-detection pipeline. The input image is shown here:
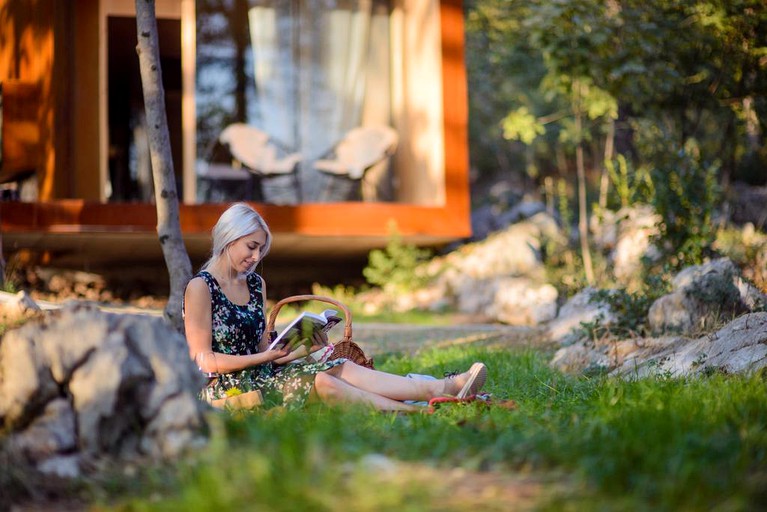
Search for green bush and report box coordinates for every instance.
[649,145,721,269]
[582,287,656,339]
[605,154,654,210]
[363,224,433,293]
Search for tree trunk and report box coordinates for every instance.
[574,81,594,285]
[598,118,615,211]
[135,0,193,332]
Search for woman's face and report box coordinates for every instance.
[227,230,267,273]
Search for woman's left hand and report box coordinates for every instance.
[307,330,330,353]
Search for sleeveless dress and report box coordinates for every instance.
[185,270,346,408]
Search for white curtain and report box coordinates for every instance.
[249,0,375,200]
[248,5,297,150]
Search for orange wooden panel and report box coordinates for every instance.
[440,0,471,230]
[0,200,468,239]
[0,80,41,181]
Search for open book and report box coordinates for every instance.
[267,309,342,352]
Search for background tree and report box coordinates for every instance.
[135,0,193,331]
[465,0,767,279]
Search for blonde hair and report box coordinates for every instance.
[201,202,272,273]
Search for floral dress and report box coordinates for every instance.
[185,270,346,408]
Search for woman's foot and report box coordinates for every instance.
[443,362,487,398]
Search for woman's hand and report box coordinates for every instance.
[307,330,330,353]
[262,348,291,362]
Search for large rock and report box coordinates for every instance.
[611,312,767,378]
[420,276,557,326]
[373,212,564,325]
[490,278,558,325]
[0,290,43,323]
[647,258,766,334]
[729,182,767,228]
[0,302,208,477]
[550,344,610,374]
[413,212,563,324]
[546,287,619,341]
[551,312,767,378]
[435,212,562,281]
[590,205,661,284]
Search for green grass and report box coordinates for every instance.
[93,346,767,511]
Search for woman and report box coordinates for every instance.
[183,203,487,411]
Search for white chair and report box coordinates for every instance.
[215,123,302,203]
[314,125,398,201]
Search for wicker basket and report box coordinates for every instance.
[267,294,374,369]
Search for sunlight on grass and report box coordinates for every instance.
[109,346,767,511]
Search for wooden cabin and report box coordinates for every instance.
[0,0,470,287]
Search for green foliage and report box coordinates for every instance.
[585,284,668,339]
[501,106,545,144]
[363,224,433,293]
[465,0,767,226]
[649,144,721,269]
[1,280,16,294]
[556,178,573,231]
[107,345,767,511]
[605,154,654,209]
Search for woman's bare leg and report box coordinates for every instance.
[323,362,474,402]
[312,372,418,412]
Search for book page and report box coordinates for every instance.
[268,309,339,351]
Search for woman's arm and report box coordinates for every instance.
[256,274,272,353]
[184,277,287,374]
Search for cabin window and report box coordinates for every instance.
[195,0,397,204]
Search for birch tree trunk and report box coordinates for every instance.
[135,0,192,332]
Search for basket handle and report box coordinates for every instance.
[267,294,353,342]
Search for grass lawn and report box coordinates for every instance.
[95,343,767,512]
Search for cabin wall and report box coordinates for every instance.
[440,0,470,218]
[71,0,101,200]
[0,1,103,201]
[0,0,54,198]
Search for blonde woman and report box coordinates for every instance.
[183,203,487,411]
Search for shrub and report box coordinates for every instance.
[363,224,433,293]
[649,144,721,269]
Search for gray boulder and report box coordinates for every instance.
[648,258,766,335]
[551,312,767,378]
[590,205,661,284]
[612,312,767,378]
[418,212,562,324]
[546,287,619,341]
[0,302,208,477]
